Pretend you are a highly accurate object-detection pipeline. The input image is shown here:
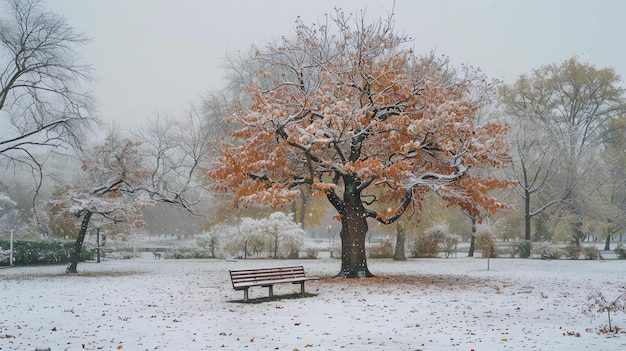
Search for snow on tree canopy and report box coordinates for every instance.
[208,10,513,277]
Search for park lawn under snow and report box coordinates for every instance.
[1,257,625,351]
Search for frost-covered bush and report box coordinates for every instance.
[196,232,220,258]
[563,243,582,260]
[531,242,563,260]
[218,212,304,259]
[442,234,460,258]
[165,246,213,259]
[264,212,305,258]
[330,245,341,259]
[476,233,497,258]
[499,245,516,258]
[303,247,319,259]
[368,239,394,258]
[475,223,498,258]
[0,246,10,262]
[615,244,626,259]
[582,246,599,260]
[410,224,460,258]
[411,223,447,258]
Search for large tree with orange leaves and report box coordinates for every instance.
[209,11,512,277]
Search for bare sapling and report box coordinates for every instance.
[583,291,626,333]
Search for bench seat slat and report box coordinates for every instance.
[232,274,306,281]
[232,277,318,289]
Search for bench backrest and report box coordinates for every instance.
[230,266,307,288]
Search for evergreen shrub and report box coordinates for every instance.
[615,244,626,259]
[515,240,532,258]
[0,239,93,266]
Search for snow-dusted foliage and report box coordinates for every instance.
[264,212,305,258]
[0,193,16,212]
[531,242,564,260]
[52,135,151,225]
[218,212,304,259]
[475,222,497,258]
[196,232,220,258]
[0,195,20,238]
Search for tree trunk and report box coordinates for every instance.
[329,179,374,278]
[604,232,611,251]
[573,221,584,246]
[524,188,531,241]
[468,216,477,257]
[298,189,308,228]
[394,222,406,261]
[337,207,373,277]
[67,210,92,273]
[96,227,101,263]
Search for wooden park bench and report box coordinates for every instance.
[229,265,319,302]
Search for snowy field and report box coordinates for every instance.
[1,257,625,351]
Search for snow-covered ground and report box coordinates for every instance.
[1,257,625,351]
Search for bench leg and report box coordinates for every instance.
[243,288,249,302]
[268,285,274,298]
[300,282,305,295]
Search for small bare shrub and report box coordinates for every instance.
[330,245,341,259]
[196,232,220,258]
[563,244,582,260]
[303,248,319,259]
[442,234,460,258]
[582,246,599,260]
[368,239,394,258]
[411,224,447,258]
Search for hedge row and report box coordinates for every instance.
[0,239,94,266]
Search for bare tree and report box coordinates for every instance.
[509,128,565,241]
[56,107,216,273]
[595,116,626,249]
[133,106,215,211]
[0,0,96,208]
[500,57,626,243]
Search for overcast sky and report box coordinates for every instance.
[46,0,626,127]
